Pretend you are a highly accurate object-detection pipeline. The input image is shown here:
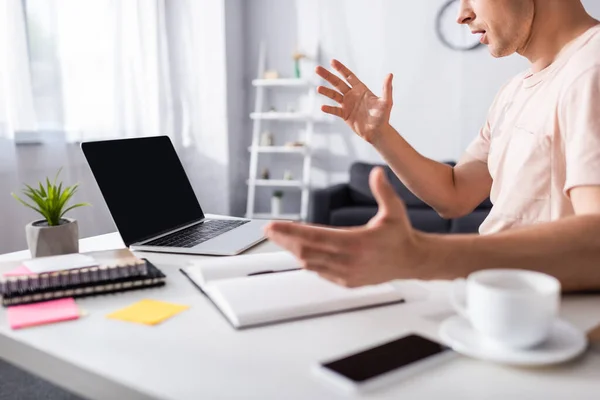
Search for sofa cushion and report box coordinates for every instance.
[450,210,489,233]
[330,206,378,227]
[407,209,451,233]
[330,206,451,233]
[349,162,425,207]
[348,162,456,208]
[477,197,493,209]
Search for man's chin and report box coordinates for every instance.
[488,45,514,59]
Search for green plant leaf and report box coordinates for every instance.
[23,188,48,211]
[60,202,91,218]
[38,182,47,198]
[54,167,63,185]
[12,193,50,222]
[24,184,43,199]
[14,168,89,226]
[57,186,75,214]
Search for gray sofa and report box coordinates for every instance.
[309,162,492,234]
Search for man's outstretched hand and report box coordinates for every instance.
[316,59,394,144]
[264,168,426,288]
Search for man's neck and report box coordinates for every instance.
[519,1,598,73]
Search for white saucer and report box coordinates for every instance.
[439,316,588,366]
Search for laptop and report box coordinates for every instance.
[81,136,270,256]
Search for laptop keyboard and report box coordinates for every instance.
[145,219,250,248]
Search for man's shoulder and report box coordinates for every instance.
[562,26,600,85]
[492,72,527,104]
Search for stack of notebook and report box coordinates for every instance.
[0,249,166,306]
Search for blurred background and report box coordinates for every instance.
[1,0,598,253]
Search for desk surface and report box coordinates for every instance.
[0,229,599,400]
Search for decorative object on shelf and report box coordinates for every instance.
[247,42,325,222]
[271,191,284,216]
[286,104,296,113]
[261,168,270,180]
[11,168,91,258]
[283,170,293,181]
[263,70,280,79]
[292,50,307,78]
[285,141,305,148]
[260,131,274,146]
[436,0,482,51]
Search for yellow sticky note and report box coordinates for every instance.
[107,299,189,326]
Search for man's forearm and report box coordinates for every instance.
[371,124,461,217]
[415,215,600,293]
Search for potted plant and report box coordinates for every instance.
[271,190,284,216]
[11,168,91,258]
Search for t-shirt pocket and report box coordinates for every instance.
[503,125,552,200]
[488,125,553,225]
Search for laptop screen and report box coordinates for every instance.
[81,136,205,246]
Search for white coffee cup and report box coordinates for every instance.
[450,269,561,349]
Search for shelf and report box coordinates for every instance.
[252,79,313,87]
[248,146,308,154]
[251,213,302,221]
[248,179,305,188]
[250,112,325,121]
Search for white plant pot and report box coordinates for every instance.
[25,218,79,258]
[271,197,282,216]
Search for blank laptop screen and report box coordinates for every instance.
[82,136,204,246]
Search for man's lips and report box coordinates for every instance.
[471,30,488,44]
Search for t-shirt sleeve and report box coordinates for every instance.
[561,66,600,195]
[464,78,515,164]
[464,121,492,163]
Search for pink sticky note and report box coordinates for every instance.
[3,266,34,277]
[7,298,80,329]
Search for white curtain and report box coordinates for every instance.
[166,0,229,158]
[55,0,174,142]
[0,0,38,140]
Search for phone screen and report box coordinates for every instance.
[321,334,449,383]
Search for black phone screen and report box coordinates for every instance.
[321,334,449,383]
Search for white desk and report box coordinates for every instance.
[0,232,599,400]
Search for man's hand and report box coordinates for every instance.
[316,60,394,144]
[264,168,425,288]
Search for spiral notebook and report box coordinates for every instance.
[0,249,166,306]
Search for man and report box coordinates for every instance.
[264,0,600,293]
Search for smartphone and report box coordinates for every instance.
[313,333,455,394]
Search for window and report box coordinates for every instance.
[24,0,63,130]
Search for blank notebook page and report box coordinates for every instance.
[204,270,403,328]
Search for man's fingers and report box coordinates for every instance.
[317,86,344,104]
[321,105,344,118]
[314,270,349,287]
[315,66,350,94]
[265,222,351,252]
[369,167,407,219]
[382,73,394,103]
[331,59,363,87]
[296,247,350,273]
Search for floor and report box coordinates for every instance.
[0,358,82,400]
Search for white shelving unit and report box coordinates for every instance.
[247,146,308,154]
[245,43,322,221]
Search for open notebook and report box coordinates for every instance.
[181,252,404,329]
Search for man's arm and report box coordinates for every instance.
[265,170,600,294]
[418,186,600,293]
[373,123,492,219]
[315,60,492,219]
